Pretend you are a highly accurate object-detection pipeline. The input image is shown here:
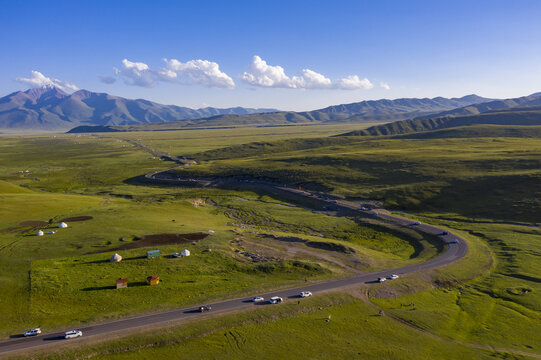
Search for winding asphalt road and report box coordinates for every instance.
[0,155,468,356]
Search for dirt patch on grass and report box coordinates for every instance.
[60,216,93,222]
[91,232,209,253]
[19,220,48,227]
[260,233,355,254]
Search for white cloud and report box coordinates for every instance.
[335,75,373,90]
[16,70,79,92]
[112,58,234,89]
[160,58,235,88]
[380,82,391,90]
[242,56,293,88]
[242,56,374,90]
[115,59,156,87]
[292,69,332,89]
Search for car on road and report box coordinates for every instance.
[269,296,283,304]
[64,330,82,339]
[23,328,41,337]
[378,277,386,283]
[252,296,265,302]
[441,231,449,236]
[413,221,421,225]
[199,305,212,312]
[451,239,459,244]
[388,274,399,280]
[300,291,312,298]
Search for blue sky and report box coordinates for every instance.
[1,0,540,110]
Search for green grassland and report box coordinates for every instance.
[0,126,440,338]
[15,294,518,360]
[1,124,540,358]
[174,135,541,223]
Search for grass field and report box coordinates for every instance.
[13,293,520,360]
[0,125,437,338]
[1,124,540,358]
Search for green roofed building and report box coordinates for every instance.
[147,250,160,259]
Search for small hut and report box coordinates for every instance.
[36,230,44,236]
[59,222,68,228]
[116,278,128,289]
[181,249,191,257]
[205,230,215,235]
[146,275,160,286]
[110,253,122,262]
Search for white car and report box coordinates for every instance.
[23,328,41,337]
[300,291,312,298]
[388,274,399,280]
[252,296,265,302]
[64,330,83,339]
[269,296,283,304]
[378,277,386,283]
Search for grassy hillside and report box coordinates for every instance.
[340,106,541,137]
[174,134,541,223]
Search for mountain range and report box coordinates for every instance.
[0,86,277,131]
[4,86,539,133]
[340,93,541,137]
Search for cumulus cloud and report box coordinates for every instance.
[110,58,235,89]
[380,82,391,90]
[16,70,79,92]
[98,75,117,84]
[335,75,373,90]
[242,56,374,90]
[114,59,155,87]
[159,58,235,88]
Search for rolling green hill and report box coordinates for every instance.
[340,106,541,137]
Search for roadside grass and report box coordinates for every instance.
[371,220,541,354]
[11,293,510,360]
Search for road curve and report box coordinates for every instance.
[0,156,468,356]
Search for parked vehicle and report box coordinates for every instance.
[252,296,265,302]
[199,305,212,312]
[451,239,459,244]
[378,277,386,283]
[388,274,399,280]
[300,291,312,298]
[441,231,449,235]
[64,330,82,339]
[172,252,180,258]
[269,296,283,304]
[23,328,41,337]
[413,221,421,225]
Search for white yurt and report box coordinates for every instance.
[59,222,68,228]
[110,253,122,262]
[181,249,191,257]
[36,230,44,236]
[205,230,215,235]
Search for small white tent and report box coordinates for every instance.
[205,230,215,235]
[36,230,44,236]
[110,253,122,262]
[181,249,190,257]
[59,222,68,228]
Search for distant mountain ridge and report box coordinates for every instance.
[340,96,541,137]
[0,86,277,131]
[68,94,494,133]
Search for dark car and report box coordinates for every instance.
[199,305,212,312]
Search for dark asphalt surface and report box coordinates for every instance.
[0,169,468,356]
